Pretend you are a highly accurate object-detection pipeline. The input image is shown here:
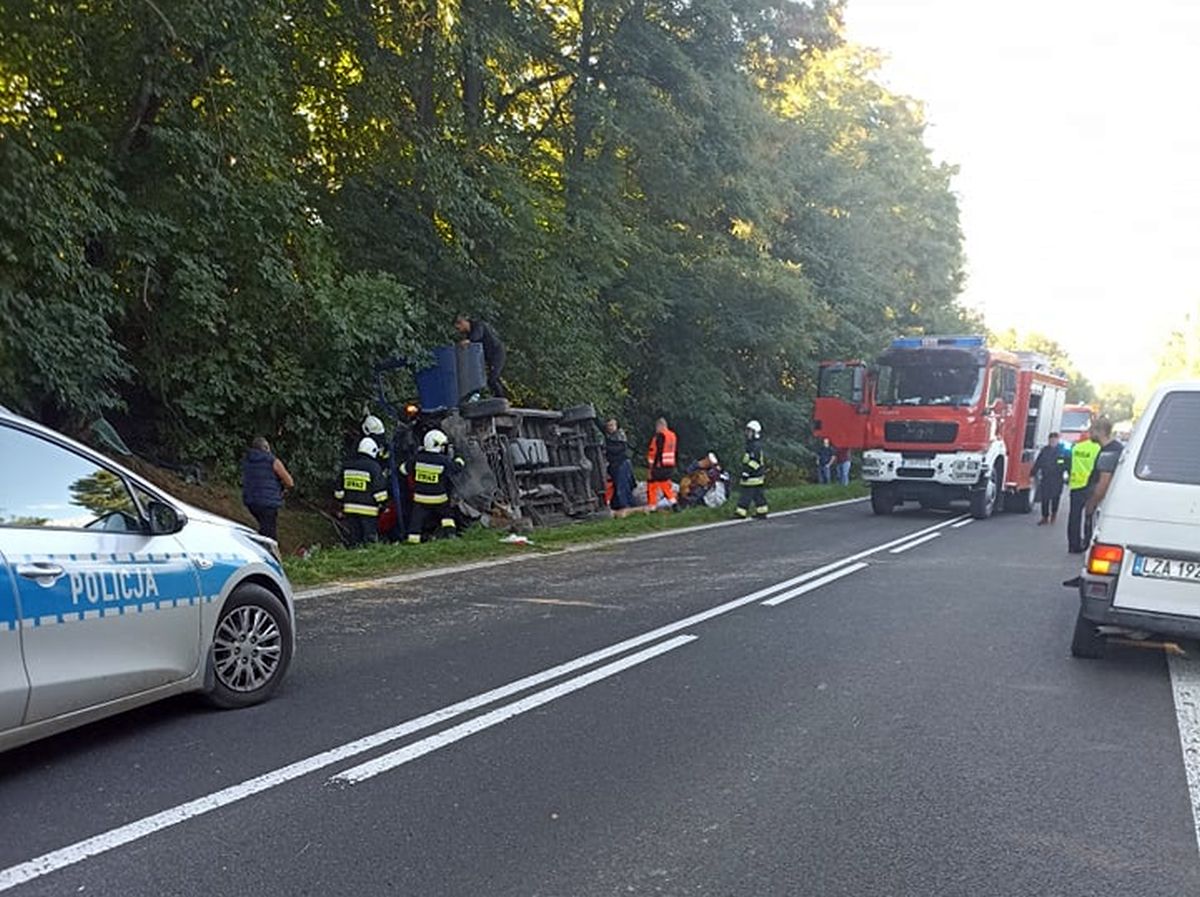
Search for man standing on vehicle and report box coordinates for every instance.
[1066,426,1102,553]
[646,417,678,509]
[334,437,389,547]
[454,314,507,399]
[1032,431,1068,526]
[1084,417,1124,539]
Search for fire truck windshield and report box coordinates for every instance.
[875,362,984,407]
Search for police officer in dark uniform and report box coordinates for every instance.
[1032,431,1068,525]
[334,437,389,547]
[402,429,465,543]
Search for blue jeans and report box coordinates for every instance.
[817,464,831,484]
[837,461,851,486]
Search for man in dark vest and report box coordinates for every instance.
[241,437,294,540]
[454,314,507,399]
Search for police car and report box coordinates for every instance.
[1,407,295,752]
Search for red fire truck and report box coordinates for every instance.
[814,336,1068,519]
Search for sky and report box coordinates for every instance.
[844,0,1200,393]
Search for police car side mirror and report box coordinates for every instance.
[146,500,186,536]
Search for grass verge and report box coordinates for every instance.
[283,482,869,589]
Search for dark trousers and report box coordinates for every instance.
[345,514,379,547]
[407,503,456,542]
[246,504,279,540]
[1040,490,1062,520]
[736,485,768,517]
[1067,488,1092,552]
[488,363,507,399]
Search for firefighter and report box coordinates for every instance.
[334,437,389,547]
[736,420,768,520]
[645,417,678,508]
[403,429,465,544]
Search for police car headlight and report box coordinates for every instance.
[245,532,282,564]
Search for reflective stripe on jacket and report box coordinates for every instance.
[334,455,388,517]
[1068,439,1100,491]
[647,429,678,470]
[403,450,463,506]
[741,439,765,487]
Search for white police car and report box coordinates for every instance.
[1,408,295,752]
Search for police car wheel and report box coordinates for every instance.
[207,585,293,709]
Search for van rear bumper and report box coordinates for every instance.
[1080,575,1200,641]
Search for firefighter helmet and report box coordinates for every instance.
[357,436,380,458]
[746,420,762,437]
[362,414,385,436]
[423,429,449,453]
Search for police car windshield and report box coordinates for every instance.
[875,363,983,407]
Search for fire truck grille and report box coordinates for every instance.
[884,421,959,444]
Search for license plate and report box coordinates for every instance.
[903,457,933,469]
[1134,555,1200,583]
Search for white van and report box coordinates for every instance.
[1072,382,1200,658]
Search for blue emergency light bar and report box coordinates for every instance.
[890,335,985,349]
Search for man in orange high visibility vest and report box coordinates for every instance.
[646,417,678,508]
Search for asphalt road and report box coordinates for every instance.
[3,498,1200,896]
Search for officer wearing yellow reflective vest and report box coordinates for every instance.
[335,437,389,547]
[735,420,768,520]
[1066,428,1102,554]
[402,429,465,544]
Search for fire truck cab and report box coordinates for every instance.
[814,336,1068,519]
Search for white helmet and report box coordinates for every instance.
[707,452,719,466]
[362,414,385,436]
[423,429,449,453]
[357,436,380,458]
[746,420,762,437]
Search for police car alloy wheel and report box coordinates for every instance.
[208,584,294,709]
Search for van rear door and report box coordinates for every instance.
[1103,389,1200,616]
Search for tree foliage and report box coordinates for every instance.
[1,0,969,483]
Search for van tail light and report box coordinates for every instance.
[1088,544,1124,577]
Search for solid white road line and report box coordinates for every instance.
[1168,654,1200,857]
[888,532,943,554]
[296,496,870,600]
[761,562,870,607]
[0,510,964,892]
[951,518,975,529]
[332,635,697,785]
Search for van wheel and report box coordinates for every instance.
[462,398,511,419]
[560,403,597,424]
[870,486,896,516]
[1070,610,1106,659]
[207,585,293,709]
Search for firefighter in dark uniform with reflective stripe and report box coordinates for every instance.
[334,437,389,546]
[403,429,465,543]
[736,420,768,520]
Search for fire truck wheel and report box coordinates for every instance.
[969,472,998,519]
[1070,610,1106,659]
[1005,488,1033,514]
[870,486,897,516]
